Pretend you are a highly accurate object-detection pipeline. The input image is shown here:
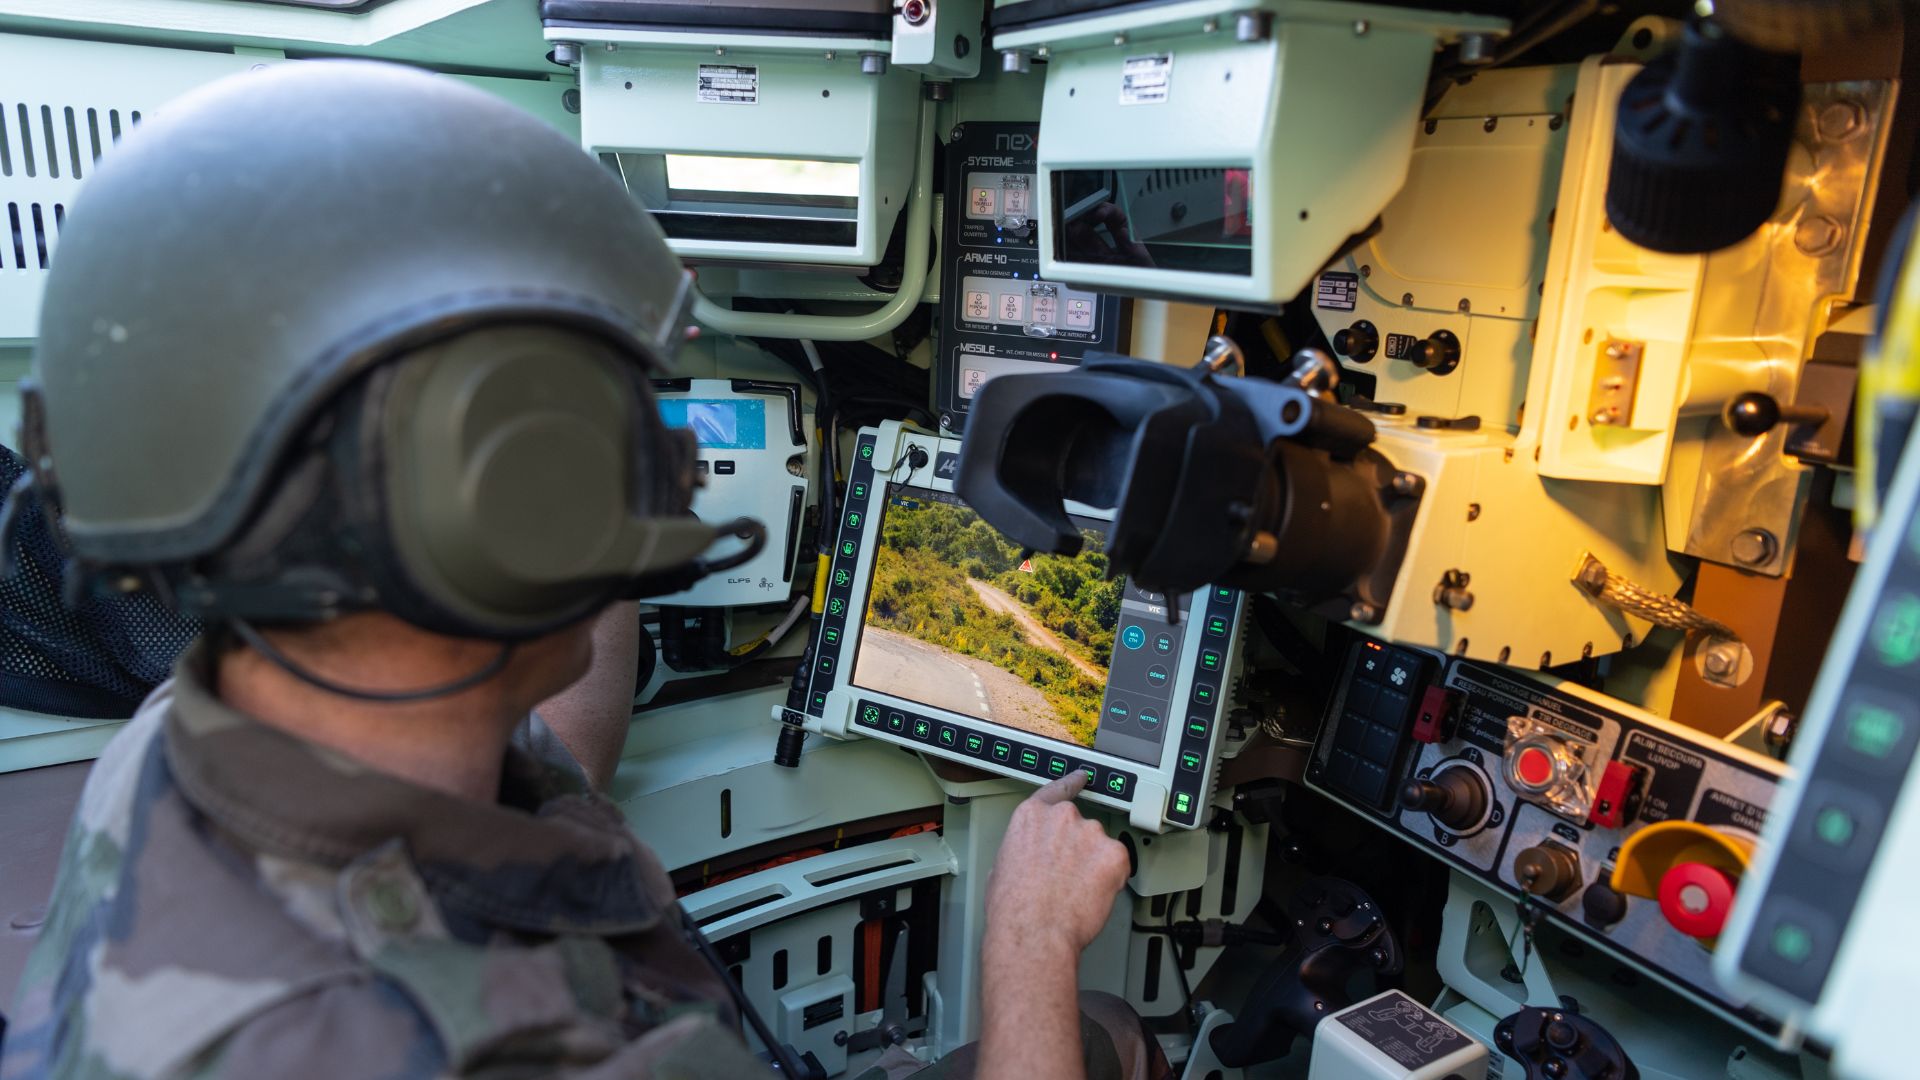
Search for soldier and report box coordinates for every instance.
[2,62,1149,1079]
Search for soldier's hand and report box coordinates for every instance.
[983,772,1131,962]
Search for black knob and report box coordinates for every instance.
[1401,329,1460,376]
[1398,767,1489,833]
[1513,843,1582,903]
[1332,320,1378,363]
[1722,391,1831,437]
[1605,18,1799,253]
[1581,880,1629,928]
[1545,1020,1580,1052]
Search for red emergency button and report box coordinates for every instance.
[1657,862,1737,940]
[1514,745,1555,788]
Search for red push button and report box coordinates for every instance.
[1657,862,1737,940]
[1515,746,1555,788]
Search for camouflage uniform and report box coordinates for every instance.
[3,643,770,1079]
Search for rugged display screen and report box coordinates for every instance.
[1052,166,1254,276]
[853,488,1119,750]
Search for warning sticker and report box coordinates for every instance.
[1334,991,1472,1070]
[1119,53,1173,105]
[697,64,758,105]
[1316,272,1360,312]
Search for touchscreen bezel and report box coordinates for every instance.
[806,422,1241,831]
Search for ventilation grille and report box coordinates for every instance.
[0,101,140,272]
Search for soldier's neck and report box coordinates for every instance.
[215,615,548,802]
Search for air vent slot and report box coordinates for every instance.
[3,201,63,271]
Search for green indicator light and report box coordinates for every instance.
[1106,775,1126,794]
[827,598,845,617]
[1872,593,1920,668]
[1814,806,1856,848]
[1845,702,1906,759]
[823,628,840,645]
[1195,687,1214,704]
[913,720,930,738]
[1173,792,1193,814]
[841,541,857,558]
[860,444,874,460]
[812,693,827,708]
[833,569,850,587]
[939,728,956,746]
[1187,720,1208,738]
[847,512,862,529]
[852,483,868,499]
[993,742,1012,761]
[1019,749,1038,768]
[1770,923,1813,964]
[1181,752,1201,770]
[1081,766,1098,785]
[1048,758,1067,776]
[965,733,983,752]
[888,712,905,731]
[1215,587,1232,601]
[1207,617,1228,635]
[1201,652,1220,670]
[861,705,880,724]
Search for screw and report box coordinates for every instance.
[1202,18,1219,33]
[1035,45,1050,59]
[1349,601,1380,623]
[1401,292,1415,306]
[1703,645,1736,677]
[1351,18,1370,36]
[549,41,582,66]
[1483,116,1498,133]
[1238,13,1273,41]
[1731,528,1778,567]
[714,47,726,56]
[1795,215,1846,257]
[561,88,581,114]
[824,50,837,60]
[1114,32,1129,46]
[1458,32,1496,64]
[1816,99,1866,142]
[1390,472,1422,496]
[1458,298,1471,313]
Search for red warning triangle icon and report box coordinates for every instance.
[1018,559,1035,573]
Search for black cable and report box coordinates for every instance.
[226,617,515,704]
[679,906,809,1076]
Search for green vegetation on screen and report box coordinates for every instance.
[866,498,1120,744]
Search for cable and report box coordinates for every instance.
[729,593,811,662]
[226,617,515,704]
[679,906,809,1076]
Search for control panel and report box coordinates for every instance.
[803,422,1243,832]
[935,121,1122,432]
[1308,639,1786,1034]
[1719,423,1920,1056]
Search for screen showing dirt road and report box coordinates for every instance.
[853,488,1119,749]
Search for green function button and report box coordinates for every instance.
[840,540,858,558]
[1018,748,1040,770]
[823,627,841,645]
[846,511,863,529]
[833,568,851,587]
[1080,765,1099,786]
[938,726,958,747]
[1871,593,1920,668]
[817,656,835,674]
[1844,701,1907,760]
[1770,922,1814,965]
[1047,757,1069,777]
[1814,805,1857,849]
[851,482,868,499]
[1200,649,1222,672]
[992,741,1013,762]
[1213,587,1233,602]
[911,719,932,740]
[888,711,907,732]
[964,732,985,754]
[1105,773,1129,796]
[1173,791,1194,815]
[811,693,828,709]
[859,704,881,726]
[827,598,846,617]
[1186,718,1209,739]
[1179,750,1203,772]
[859,444,875,460]
[1205,616,1229,637]
[1193,685,1216,706]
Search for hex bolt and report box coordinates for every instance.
[1703,647,1734,677]
[1731,528,1778,567]
[548,41,582,67]
[1795,215,1846,257]
[860,52,889,75]
[1816,99,1866,142]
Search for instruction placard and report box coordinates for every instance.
[697,64,758,105]
[1119,53,1173,105]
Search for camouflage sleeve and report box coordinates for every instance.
[180,986,774,1080]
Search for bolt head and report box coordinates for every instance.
[1731,528,1778,567]
[1816,100,1866,142]
[1352,18,1370,35]
[1795,215,1846,257]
